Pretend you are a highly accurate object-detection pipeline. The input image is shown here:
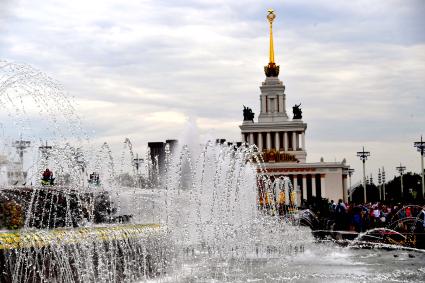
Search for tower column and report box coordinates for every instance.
[249,133,254,145]
[343,175,348,202]
[301,132,305,150]
[302,175,307,200]
[312,175,317,197]
[258,132,263,151]
[280,95,284,114]
[292,132,296,151]
[293,176,298,195]
[275,132,280,150]
[296,132,300,150]
[284,132,288,151]
[266,132,271,150]
[261,96,267,113]
[320,174,326,198]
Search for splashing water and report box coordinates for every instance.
[1,61,425,282]
[0,60,86,143]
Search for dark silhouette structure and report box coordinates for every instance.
[292,103,302,119]
[243,106,255,122]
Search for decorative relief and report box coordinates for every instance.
[261,149,299,163]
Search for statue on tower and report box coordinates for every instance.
[243,106,255,122]
[264,9,280,77]
[292,103,302,119]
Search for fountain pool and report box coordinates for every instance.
[155,243,425,282]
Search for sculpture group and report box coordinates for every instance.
[292,103,302,119]
[243,105,255,122]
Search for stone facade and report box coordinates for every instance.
[239,72,350,203]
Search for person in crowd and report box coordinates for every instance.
[41,168,54,185]
[42,168,50,181]
[329,200,336,213]
[405,206,412,218]
[352,206,363,232]
[372,205,381,226]
[422,209,425,229]
[326,200,336,229]
[334,199,347,231]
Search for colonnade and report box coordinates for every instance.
[278,173,326,201]
[243,131,305,152]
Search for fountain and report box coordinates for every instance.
[1,60,425,282]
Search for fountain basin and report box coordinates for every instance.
[0,223,161,250]
[0,224,169,282]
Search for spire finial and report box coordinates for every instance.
[267,9,276,64]
[264,9,280,77]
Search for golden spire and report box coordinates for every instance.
[264,9,279,77]
[267,9,276,64]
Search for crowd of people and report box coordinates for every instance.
[322,199,425,233]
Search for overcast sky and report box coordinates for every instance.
[1,0,424,183]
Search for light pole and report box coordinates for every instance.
[348,168,355,202]
[12,138,31,171]
[12,138,31,184]
[396,163,406,200]
[38,141,53,184]
[378,168,382,201]
[414,135,425,199]
[75,148,86,187]
[133,154,144,188]
[39,141,52,160]
[382,167,386,201]
[357,146,370,203]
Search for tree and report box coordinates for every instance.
[384,172,423,203]
[351,184,380,204]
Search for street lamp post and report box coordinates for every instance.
[13,138,31,171]
[38,141,53,184]
[396,163,406,200]
[382,167,386,201]
[39,141,52,160]
[378,168,382,201]
[348,168,355,202]
[12,138,31,185]
[74,148,86,187]
[357,146,370,203]
[133,154,144,188]
[414,135,425,199]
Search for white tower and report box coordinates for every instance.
[240,9,307,163]
[258,77,288,123]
